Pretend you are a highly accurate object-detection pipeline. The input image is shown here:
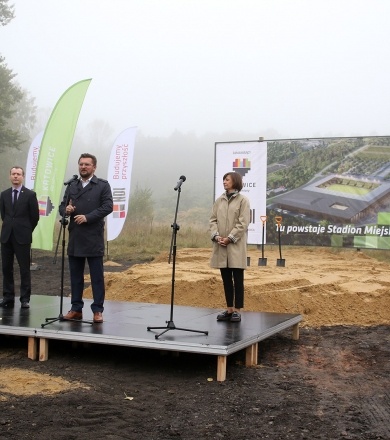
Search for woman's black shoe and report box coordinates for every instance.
[230,311,241,322]
[217,310,232,321]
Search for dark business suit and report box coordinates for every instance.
[59,175,113,313]
[0,186,40,303]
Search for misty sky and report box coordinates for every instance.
[2,0,390,139]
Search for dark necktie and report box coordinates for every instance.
[13,189,18,206]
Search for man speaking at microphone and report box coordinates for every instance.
[59,153,113,323]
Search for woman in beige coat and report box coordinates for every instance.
[209,172,250,322]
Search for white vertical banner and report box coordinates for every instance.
[214,141,268,244]
[25,130,44,190]
[106,127,137,241]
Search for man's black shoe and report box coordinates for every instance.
[0,299,15,308]
[21,302,30,309]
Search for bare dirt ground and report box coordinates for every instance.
[0,246,389,440]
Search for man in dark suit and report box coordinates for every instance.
[59,153,113,323]
[0,166,40,308]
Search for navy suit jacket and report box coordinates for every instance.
[0,186,40,244]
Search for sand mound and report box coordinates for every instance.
[0,367,89,400]
[85,247,390,327]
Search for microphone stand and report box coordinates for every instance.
[147,183,208,339]
[41,179,93,327]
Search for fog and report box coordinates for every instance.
[2,0,390,210]
[3,0,390,138]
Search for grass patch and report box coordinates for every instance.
[106,222,212,262]
[326,183,371,196]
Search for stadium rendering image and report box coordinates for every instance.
[271,174,390,224]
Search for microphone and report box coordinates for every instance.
[174,175,186,191]
[64,175,79,185]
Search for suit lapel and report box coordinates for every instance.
[72,181,91,202]
[17,187,24,204]
[6,188,13,204]
[5,188,14,211]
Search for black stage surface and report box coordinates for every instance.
[0,295,302,381]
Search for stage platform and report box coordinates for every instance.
[0,295,302,381]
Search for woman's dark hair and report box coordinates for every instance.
[223,172,243,191]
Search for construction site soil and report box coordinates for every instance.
[0,246,389,439]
